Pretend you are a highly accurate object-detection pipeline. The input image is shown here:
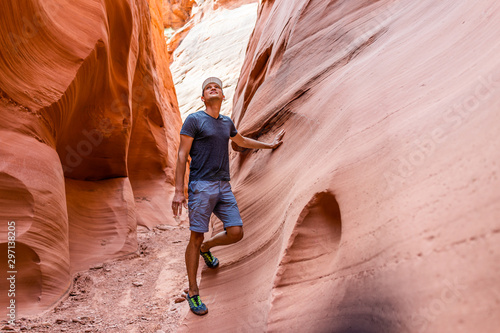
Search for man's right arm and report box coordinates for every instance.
[172,134,194,217]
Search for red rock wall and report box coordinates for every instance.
[162,0,196,29]
[181,0,500,332]
[0,0,181,316]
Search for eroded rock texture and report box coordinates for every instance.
[181,0,500,332]
[0,0,181,316]
[162,0,196,30]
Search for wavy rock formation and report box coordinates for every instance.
[168,0,259,118]
[180,0,500,332]
[0,0,181,316]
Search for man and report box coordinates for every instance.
[171,77,285,315]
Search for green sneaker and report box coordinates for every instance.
[186,293,208,316]
[200,249,219,268]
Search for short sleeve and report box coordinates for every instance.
[229,118,238,137]
[180,114,198,138]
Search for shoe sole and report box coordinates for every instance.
[190,307,208,316]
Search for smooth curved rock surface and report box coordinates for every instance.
[181,0,500,332]
[65,178,137,272]
[0,130,69,316]
[0,0,181,316]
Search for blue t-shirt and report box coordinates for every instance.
[180,111,238,182]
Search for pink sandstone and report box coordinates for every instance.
[180,0,500,332]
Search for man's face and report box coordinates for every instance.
[202,82,224,102]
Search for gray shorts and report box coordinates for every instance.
[187,180,243,233]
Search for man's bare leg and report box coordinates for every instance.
[185,231,204,296]
[200,226,243,252]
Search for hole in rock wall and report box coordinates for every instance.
[242,45,272,117]
[267,191,342,331]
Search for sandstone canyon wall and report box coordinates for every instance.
[180,0,500,332]
[0,0,181,316]
[162,0,196,30]
[168,0,259,119]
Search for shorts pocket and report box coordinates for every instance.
[188,180,209,194]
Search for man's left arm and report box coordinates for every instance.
[231,129,285,150]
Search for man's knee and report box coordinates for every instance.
[227,226,244,242]
[189,231,205,247]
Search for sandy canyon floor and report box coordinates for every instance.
[2,226,192,333]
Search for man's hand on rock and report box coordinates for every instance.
[271,129,285,149]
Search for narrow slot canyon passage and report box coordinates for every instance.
[169,2,259,120]
[1,0,499,331]
[0,1,263,331]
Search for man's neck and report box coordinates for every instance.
[204,103,222,119]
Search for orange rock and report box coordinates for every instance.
[181,0,500,332]
[162,0,196,30]
[0,0,181,316]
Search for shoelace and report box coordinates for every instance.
[202,252,214,262]
[190,295,201,307]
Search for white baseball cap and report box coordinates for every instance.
[202,77,223,94]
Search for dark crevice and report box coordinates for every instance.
[242,45,273,112]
